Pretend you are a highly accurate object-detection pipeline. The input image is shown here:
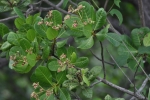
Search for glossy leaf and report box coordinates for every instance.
[59,88,71,100]
[0,23,9,36]
[96,24,110,41]
[62,0,69,8]
[7,32,22,45]
[13,7,25,20]
[43,46,50,59]
[26,15,34,25]
[73,57,89,68]
[0,41,11,50]
[46,27,58,40]
[15,18,25,29]
[19,38,31,51]
[70,52,77,63]
[82,75,90,86]
[78,1,96,21]
[83,24,93,37]
[48,61,60,71]
[31,66,52,86]
[27,53,37,67]
[138,46,150,54]
[77,36,94,49]
[143,33,150,47]
[34,22,46,37]
[114,0,121,8]
[90,66,102,77]
[51,10,62,26]
[56,39,67,48]
[56,71,67,84]
[27,29,36,41]
[110,9,123,25]
[82,88,93,99]
[106,33,122,47]
[131,29,142,47]
[94,8,106,30]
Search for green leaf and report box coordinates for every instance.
[115,54,128,66]
[27,53,37,67]
[106,33,122,47]
[117,45,137,56]
[59,88,71,100]
[138,46,150,54]
[13,7,25,20]
[127,57,143,71]
[51,10,62,26]
[62,0,69,8]
[115,98,125,100]
[63,80,79,90]
[7,32,22,45]
[56,71,67,84]
[56,39,67,48]
[131,29,142,47]
[83,24,93,37]
[82,88,93,99]
[90,66,102,77]
[48,61,60,71]
[110,9,123,25]
[78,1,96,21]
[96,24,110,41]
[77,36,94,49]
[94,8,106,30]
[26,15,34,25]
[70,52,77,63]
[15,18,25,29]
[19,38,31,51]
[27,29,36,41]
[31,66,52,86]
[0,23,9,36]
[9,46,25,56]
[0,41,11,50]
[148,88,150,100]
[42,46,50,59]
[143,33,150,47]
[34,22,46,37]
[114,0,121,8]
[82,75,90,86]
[46,27,58,40]
[64,16,83,29]
[67,46,76,59]
[65,28,83,37]
[73,57,89,68]
[105,95,112,100]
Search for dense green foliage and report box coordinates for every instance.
[0,0,150,100]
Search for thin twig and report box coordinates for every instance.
[106,49,138,91]
[100,42,106,79]
[43,0,69,14]
[104,0,109,10]
[97,77,146,100]
[138,0,145,27]
[69,0,78,7]
[130,77,149,100]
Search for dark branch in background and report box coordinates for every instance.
[100,42,106,79]
[43,0,69,14]
[138,0,145,26]
[104,0,109,10]
[97,77,146,100]
[130,77,149,100]
[69,0,78,7]
[133,61,140,94]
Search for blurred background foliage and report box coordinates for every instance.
[0,0,149,100]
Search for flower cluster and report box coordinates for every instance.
[31,82,53,100]
[68,5,85,13]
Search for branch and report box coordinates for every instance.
[43,0,69,14]
[138,0,145,27]
[100,42,106,79]
[97,77,146,100]
[130,77,149,100]
[69,0,78,7]
[104,0,109,10]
